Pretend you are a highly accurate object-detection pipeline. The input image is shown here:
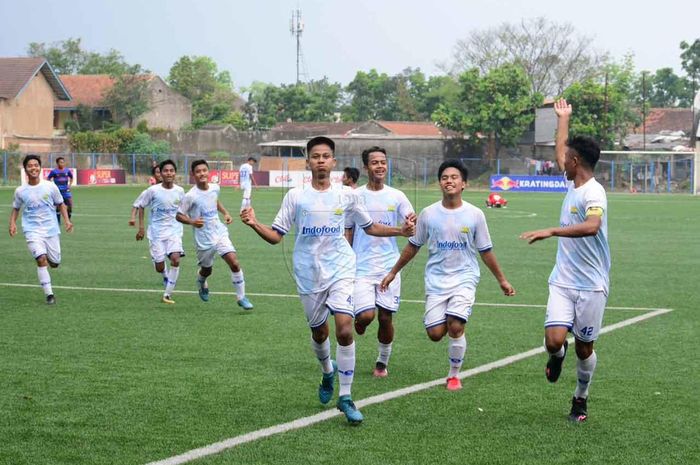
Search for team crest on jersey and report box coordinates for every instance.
[334,208,343,215]
[461,226,470,233]
[387,205,396,212]
[42,193,50,201]
[570,206,579,214]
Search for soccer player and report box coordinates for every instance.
[342,167,359,189]
[47,156,73,224]
[380,159,515,391]
[129,165,163,227]
[239,157,257,211]
[240,136,414,425]
[133,159,185,304]
[176,159,253,310]
[9,155,73,304]
[520,98,610,423]
[346,146,416,378]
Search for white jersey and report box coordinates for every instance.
[409,200,493,295]
[178,183,229,250]
[549,178,610,293]
[134,184,185,241]
[349,185,414,278]
[239,163,253,188]
[12,180,64,239]
[271,184,373,294]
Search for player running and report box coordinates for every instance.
[520,98,610,423]
[177,159,253,310]
[9,155,73,305]
[346,146,416,378]
[239,157,257,211]
[47,156,73,223]
[133,159,185,304]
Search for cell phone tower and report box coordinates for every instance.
[290,8,307,84]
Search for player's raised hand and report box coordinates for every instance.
[553,98,572,118]
[519,228,554,244]
[379,272,395,292]
[499,279,516,296]
[240,207,257,226]
[191,217,205,229]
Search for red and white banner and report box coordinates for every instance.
[76,169,126,185]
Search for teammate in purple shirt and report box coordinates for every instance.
[47,157,73,223]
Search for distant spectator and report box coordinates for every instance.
[342,167,360,189]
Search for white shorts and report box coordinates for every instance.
[300,278,354,328]
[196,236,236,268]
[424,288,475,329]
[354,274,401,316]
[241,184,252,199]
[27,235,61,264]
[545,284,607,342]
[149,236,184,264]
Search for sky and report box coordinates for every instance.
[1,0,697,92]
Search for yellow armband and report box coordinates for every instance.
[586,207,604,217]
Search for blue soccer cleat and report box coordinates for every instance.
[237,297,254,310]
[318,360,337,404]
[197,280,209,302]
[336,395,363,425]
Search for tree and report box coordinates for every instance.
[432,64,542,159]
[680,39,700,84]
[101,75,150,128]
[343,69,400,121]
[27,38,140,75]
[446,17,608,97]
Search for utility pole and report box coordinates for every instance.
[290,9,304,85]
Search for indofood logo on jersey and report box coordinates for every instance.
[301,225,342,236]
[436,240,468,250]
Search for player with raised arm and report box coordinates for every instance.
[47,156,73,224]
[520,98,610,423]
[346,146,416,378]
[239,157,257,211]
[381,159,515,391]
[177,159,253,310]
[9,155,73,305]
[240,136,414,424]
[133,159,185,304]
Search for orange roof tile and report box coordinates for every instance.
[55,75,115,109]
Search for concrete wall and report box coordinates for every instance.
[0,73,55,147]
[138,77,192,130]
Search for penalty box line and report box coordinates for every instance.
[0,282,660,312]
[143,307,673,465]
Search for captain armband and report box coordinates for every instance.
[585,207,604,217]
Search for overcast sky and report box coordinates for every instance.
[1,0,697,91]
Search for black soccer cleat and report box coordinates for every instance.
[46,294,56,305]
[545,340,568,383]
[568,396,588,422]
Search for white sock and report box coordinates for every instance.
[161,269,167,283]
[337,341,356,397]
[376,342,393,367]
[164,266,180,296]
[574,351,597,399]
[240,198,251,211]
[311,337,333,374]
[37,266,53,296]
[546,339,566,358]
[448,335,467,378]
[231,270,245,300]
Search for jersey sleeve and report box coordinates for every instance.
[584,185,607,217]
[177,193,192,216]
[396,191,415,220]
[271,190,295,235]
[12,188,23,210]
[47,170,56,181]
[473,210,493,252]
[350,191,373,230]
[133,188,151,208]
[50,183,64,206]
[67,170,74,180]
[408,210,428,247]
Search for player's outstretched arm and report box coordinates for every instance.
[479,249,515,296]
[380,242,420,291]
[58,204,73,233]
[9,208,19,237]
[364,218,415,238]
[554,98,572,172]
[136,207,146,240]
[240,207,283,245]
[176,212,204,228]
[217,200,233,224]
[520,214,601,244]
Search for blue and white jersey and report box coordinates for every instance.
[272,184,373,294]
[239,163,253,188]
[12,180,64,239]
[348,185,414,279]
[47,168,73,198]
[134,184,185,241]
[178,183,229,250]
[409,200,493,295]
[549,178,610,293]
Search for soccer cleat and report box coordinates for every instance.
[545,340,568,383]
[237,297,254,310]
[336,395,363,425]
[46,294,56,305]
[568,396,588,422]
[373,362,388,378]
[318,360,337,404]
[161,295,176,305]
[197,279,209,302]
[446,377,462,391]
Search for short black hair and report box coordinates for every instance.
[437,159,468,181]
[343,167,360,183]
[361,146,387,167]
[151,165,160,176]
[247,157,257,163]
[159,159,177,172]
[306,136,335,154]
[191,159,209,173]
[56,156,65,163]
[567,136,600,169]
[23,154,42,169]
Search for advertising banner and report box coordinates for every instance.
[188,170,239,186]
[268,170,344,188]
[489,175,568,192]
[20,168,77,186]
[77,169,126,185]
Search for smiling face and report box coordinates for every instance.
[439,167,466,195]
[365,151,387,184]
[24,158,41,181]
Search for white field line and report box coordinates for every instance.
[0,282,660,311]
[143,307,673,465]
